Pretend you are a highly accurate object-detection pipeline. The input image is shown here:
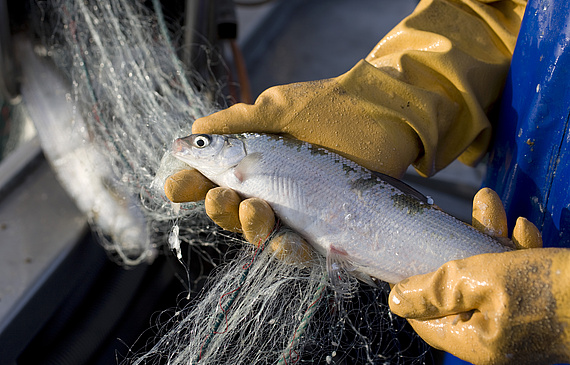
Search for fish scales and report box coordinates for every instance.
[172,133,509,284]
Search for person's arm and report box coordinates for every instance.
[165,0,526,242]
[191,0,526,175]
[164,2,570,362]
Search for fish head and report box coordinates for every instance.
[171,134,246,179]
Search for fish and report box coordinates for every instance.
[172,133,510,284]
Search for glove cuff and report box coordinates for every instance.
[341,0,526,176]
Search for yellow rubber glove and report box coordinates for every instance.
[193,0,526,175]
[166,0,526,250]
[389,188,570,365]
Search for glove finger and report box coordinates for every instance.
[192,102,281,136]
[238,198,275,246]
[472,187,508,238]
[269,231,314,265]
[205,187,243,233]
[389,258,489,320]
[512,217,543,249]
[164,169,215,203]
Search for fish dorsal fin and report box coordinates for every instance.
[234,152,262,182]
[370,170,430,204]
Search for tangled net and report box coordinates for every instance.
[131,237,427,364]
[24,0,431,363]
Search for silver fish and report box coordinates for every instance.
[172,133,509,284]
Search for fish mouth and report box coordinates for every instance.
[172,137,190,155]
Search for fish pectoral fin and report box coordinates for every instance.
[326,246,384,292]
[326,245,357,296]
[350,270,384,290]
[234,152,262,182]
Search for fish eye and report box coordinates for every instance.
[192,134,211,148]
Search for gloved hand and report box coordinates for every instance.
[389,188,570,365]
[166,0,526,252]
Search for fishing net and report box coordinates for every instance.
[26,0,229,266]
[129,236,428,365]
[24,0,431,363]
